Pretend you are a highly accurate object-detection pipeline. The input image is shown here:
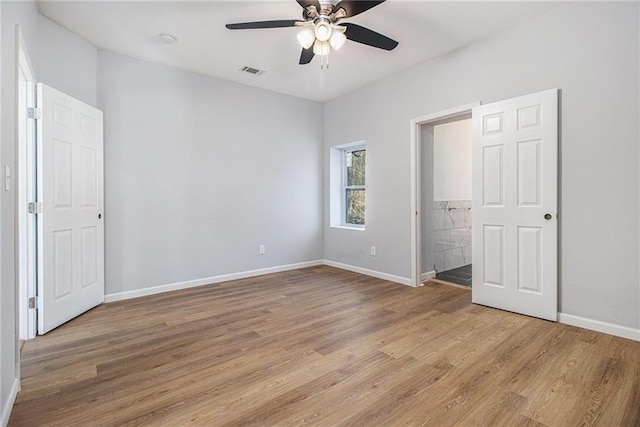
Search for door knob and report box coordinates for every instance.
[544,213,552,220]
[98,213,102,219]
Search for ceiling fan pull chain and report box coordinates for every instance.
[321,52,329,69]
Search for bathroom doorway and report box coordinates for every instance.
[431,119,472,287]
[409,102,478,288]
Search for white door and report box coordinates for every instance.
[472,89,558,321]
[37,83,104,334]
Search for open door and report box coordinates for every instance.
[471,89,558,321]
[37,83,104,334]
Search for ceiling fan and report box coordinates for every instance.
[225,0,398,68]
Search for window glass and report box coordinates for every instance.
[347,149,366,187]
[345,148,366,226]
[346,188,365,225]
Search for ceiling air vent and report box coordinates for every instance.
[240,66,265,76]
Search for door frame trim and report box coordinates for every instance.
[15,25,37,341]
[409,102,480,287]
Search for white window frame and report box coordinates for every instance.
[329,141,367,230]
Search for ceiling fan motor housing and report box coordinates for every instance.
[303,1,345,23]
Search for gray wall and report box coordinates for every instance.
[37,14,97,107]
[1,2,98,418]
[97,51,323,295]
[324,2,640,329]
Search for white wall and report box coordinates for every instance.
[433,119,471,201]
[97,51,323,295]
[324,2,639,330]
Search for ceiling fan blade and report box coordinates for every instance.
[332,0,386,18]
[342,23,398,51]
[226,20,303,30]
[299,47,315,65]
[296,0,321,11]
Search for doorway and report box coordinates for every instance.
[15,25,105,339]
[409,103,478,288]
[431,119,472,287]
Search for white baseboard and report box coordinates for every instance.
[421,270,436,283]
[1,378,19,427]
[559,313,640,342]
[105,259,415,304]
[323,260,413,287]
[105,260,324,303]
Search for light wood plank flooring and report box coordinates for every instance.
[9,266,640,426]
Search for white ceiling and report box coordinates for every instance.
[37,1,558,102]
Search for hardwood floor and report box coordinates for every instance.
[9,266,640,426]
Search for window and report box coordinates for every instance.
[330,141,366,229]
[344,148,366,226]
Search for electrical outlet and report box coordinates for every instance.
[259,244,266,255]
[371,246,376,256]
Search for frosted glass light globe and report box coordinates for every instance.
[313,40,330,56]
[297,28,315,49]
[329,31,346,50]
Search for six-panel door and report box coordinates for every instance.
[37,83,104,334]
[472,89,558,321]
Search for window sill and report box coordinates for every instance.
[330,225,366,231]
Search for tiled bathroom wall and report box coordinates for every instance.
[432,201,471,273]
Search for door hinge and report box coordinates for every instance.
[28,297,38,309]
[28,201,42,214]
[27,106,41,120]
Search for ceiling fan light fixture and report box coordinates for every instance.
[297,28,315,49]
[314,21,332,42]
[329,31,346,50]
[225,0,398,67]
[313,40,330,56]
